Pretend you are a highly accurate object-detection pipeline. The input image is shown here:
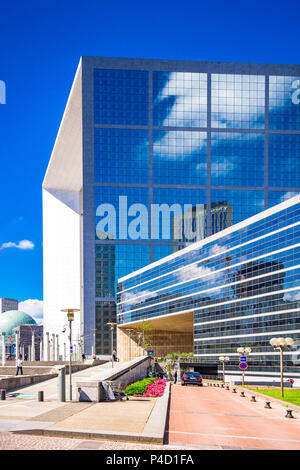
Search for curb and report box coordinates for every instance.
[12,381,171,445]
[231,385,300,413]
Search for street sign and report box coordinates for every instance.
[147,350,154,357]
[70,345,73,352]
[239,362,248,370]
[240,356,247,362]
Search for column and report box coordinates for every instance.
[52,334,55,361]
[56,334,59,360]
[2,333,6,366]
[31,331,35,361]
[63,343,66,361]
[15,329,19,359]
[46,332,50,361]
[40,337,43,361]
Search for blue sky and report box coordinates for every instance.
[0,0,299,318]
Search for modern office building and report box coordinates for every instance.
[43,57,300,356]
[117,195,300,383]
[0,298,18,313]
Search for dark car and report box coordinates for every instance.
[181,372,203,386]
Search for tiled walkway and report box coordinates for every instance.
[166,384,300,450]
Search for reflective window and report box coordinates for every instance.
[94,128,149,183]
[95,301,116,355]
[211,74,265,129]
[211,189,265,230]
[211,132,264,187]
[153,244,186,262]
[96,244,149,297]
[269,76,300,130]
[153,188,207,242]
[268,191,300,208]
[269,134,300,188]
[153,130,207,185]
[153,72,207,127]
[95,187,149,240]
[94,69,148,125]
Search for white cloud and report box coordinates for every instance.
[19,299,43,325]
[2,240,35,250]
[280,192,299,203]
[284,291,300,302]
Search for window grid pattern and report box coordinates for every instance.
[117,200,300,374]
[153,72,207,127]
[269,75,300,130]
[211,74,265,129]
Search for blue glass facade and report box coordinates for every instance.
[81,58,300,355]
[117,196,300,379]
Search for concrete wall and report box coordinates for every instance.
[0,374,57,391]
[42,188,82,359]
[76,356,152,402]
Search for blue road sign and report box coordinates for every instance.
[70,345,73,352]
[239,362,248,370]
[147,350,154,357]
[240,356,247,362]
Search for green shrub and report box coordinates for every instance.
[125,377,157,396]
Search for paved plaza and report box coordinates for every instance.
[167,384,300,450]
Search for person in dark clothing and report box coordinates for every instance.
[174,370,178,384]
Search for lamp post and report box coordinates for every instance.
[61,308,79,401]
[237,346,251,386]
[219,356,229,383]
[270,337,294,397]
[107,322,117,367]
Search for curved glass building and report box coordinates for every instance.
[117,195,300,383]
[43,57,300,358]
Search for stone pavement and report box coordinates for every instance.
[166,384,300,450]
[0,431,186,450]
[0,362,163,443]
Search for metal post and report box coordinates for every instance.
[280,347,284,398]
[223,361,225,383]
[2,333,6,366]
[111,327,114,368]
[58,366,66,402]
[64,343,66,361]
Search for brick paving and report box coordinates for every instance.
[0,431,184,450]
[166,384,300,450]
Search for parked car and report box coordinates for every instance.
[181,372,203,386]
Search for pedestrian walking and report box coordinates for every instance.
[174,370,177,384]
[112,349,118,362]
[16,354,23,376]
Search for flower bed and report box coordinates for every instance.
[125,377,168,398]
[142,378,167,397]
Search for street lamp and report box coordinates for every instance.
[219,356,229,383]
[61,308,80,401]
[270,336,294,397]
[236,346,251,386]
[107,322,117,367]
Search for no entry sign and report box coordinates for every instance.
[239,362,248,370]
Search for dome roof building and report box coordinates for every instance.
[0,310,36,338]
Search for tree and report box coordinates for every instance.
[131,320,155,353]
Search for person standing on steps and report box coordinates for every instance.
[16,354,23,376]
